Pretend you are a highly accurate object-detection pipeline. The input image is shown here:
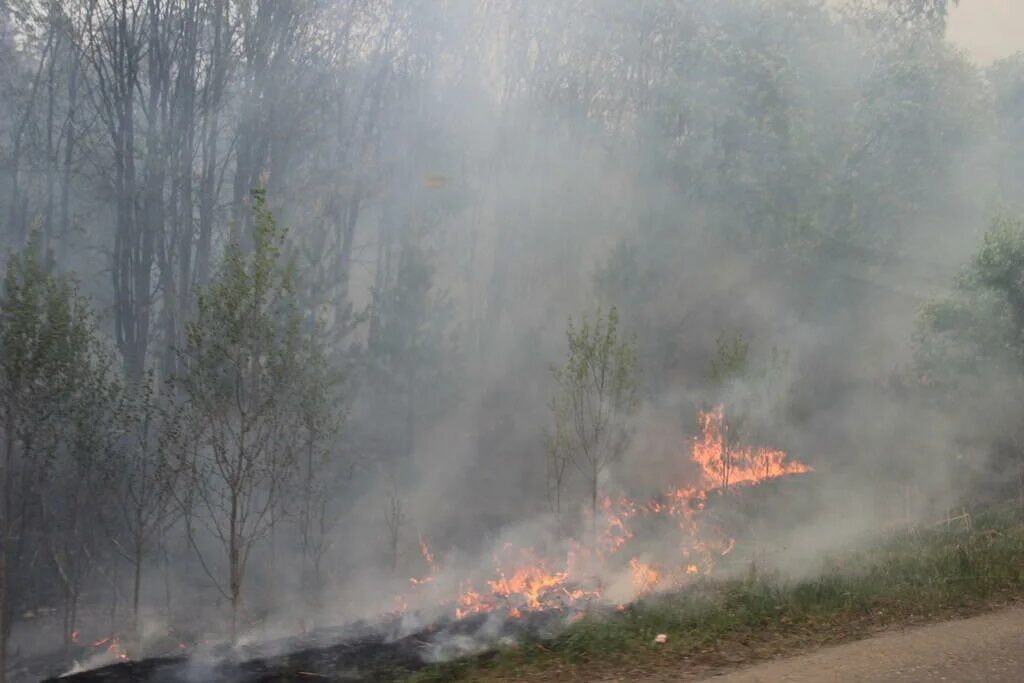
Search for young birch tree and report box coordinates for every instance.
[544,398,573,540]
[176,190,318,642]
[106,371,182,655]
[550,306,639,540]
[0,236,110,680]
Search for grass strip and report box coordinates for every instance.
[407,506,1024,682]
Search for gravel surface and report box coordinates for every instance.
[700,605,1024,682]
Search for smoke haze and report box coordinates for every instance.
[1,0,1024,678]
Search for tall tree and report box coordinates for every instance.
[105,371,181,654]
[176,190,330,641]
[0,235,112,681]
[915,216,1024,517]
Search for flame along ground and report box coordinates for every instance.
[69,628,189,667]
[400,405,813,620]
[70,630,131,663]
[62,405,810,665]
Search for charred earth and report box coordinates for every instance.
[46,608,568,683]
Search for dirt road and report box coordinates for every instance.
[700,605,1024,682]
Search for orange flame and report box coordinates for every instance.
[488,564,569,610]
[629,558,660,594]
[692,406,812,490]
[396,405,810,621]
[91,635,129,662]
[419,535,436,573]
[455,582,488,619]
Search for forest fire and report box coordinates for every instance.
[90,636,130,662]
[397,406,811,622]
[51,406,809,681]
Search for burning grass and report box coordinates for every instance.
[406,505,1024,682]
[51,507,1024,683]
[392,405,813,623]
[45,406,1024,683]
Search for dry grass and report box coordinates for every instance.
[407,505,1024,682]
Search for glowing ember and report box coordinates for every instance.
[90,634,129,662]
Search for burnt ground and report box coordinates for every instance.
[44,609,569,683]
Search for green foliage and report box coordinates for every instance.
[0,232,116,463]
[709,335,750,384]
[0,233,120,657]
[549,305,639,518]
[369,246,461,415]
[408,509,1024,682]
[912,216,1024,515]
[559,306,639,418]
[364,243,462,470]
[182,189,301,413]
[176,191,341,629]
[914,216,1024,386]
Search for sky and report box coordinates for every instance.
[947,1,1024,64]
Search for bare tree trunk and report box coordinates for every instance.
[196,0,227,286]
[132,535,143,654]
[61,587,72,663]
[905,482,912,530]
[590,464,599,546]
[229,492,240,644]
[724,445,731,492]
[196,109,218,285]
[44,27,59,245]
[553,486,562,541]
[61,583,80,665]
[60,38,80,243]
[7,38,48,244]
[109,556,119,635]
[0,410,15,683]
[1018,457,1023,521]
[161,534,173,621]
[385,489,404,575]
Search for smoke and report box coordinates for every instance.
[222,0,1008,646]
[10,0,1024,676]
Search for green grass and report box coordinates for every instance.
[406,505,1024,682]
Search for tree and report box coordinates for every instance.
[293,331,345,610]
[363,244,462,470]
[914,216,1024,517]
[0,235,111,681]
[707,335,750,492]
[544,397,573,540]
[383,475,406,575]
[176,190,327,642]
[38,346,120,664]
[105,372,181,654]
[915,216,1024,381]
[887,0,958,33]
[549,306,639,538]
